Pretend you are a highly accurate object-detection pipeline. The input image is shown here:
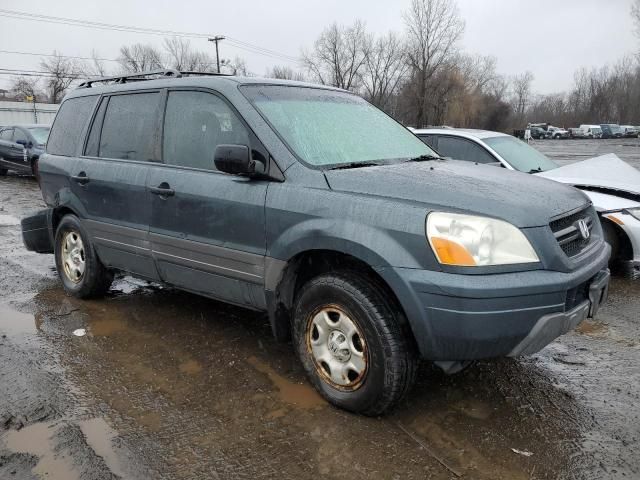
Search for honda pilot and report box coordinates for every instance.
[22,70,611,415]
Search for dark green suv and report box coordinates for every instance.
[22,70,610,415]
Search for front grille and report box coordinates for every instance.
[550,207,594,257]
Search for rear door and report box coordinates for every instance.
[147,88,269,308]
[74,90,162,280]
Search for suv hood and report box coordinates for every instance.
[325,160,589,228]
[537,154,640,198]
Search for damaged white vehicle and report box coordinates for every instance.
[412,128,640,279]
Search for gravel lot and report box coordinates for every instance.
[0,139,638,479]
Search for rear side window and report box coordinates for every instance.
[14,129,27,144]
[0,128,13,141]
[162,90,250,171]
[47,96,97,156]
[435,136,496,164]
[417,134,437,150]
[99,93,158,161]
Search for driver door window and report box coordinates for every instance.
[162,91,251,171]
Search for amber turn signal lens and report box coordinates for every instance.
[430,237,477,266]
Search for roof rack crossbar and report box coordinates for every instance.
[77,69,231,88]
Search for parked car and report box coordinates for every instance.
[568,127,586,139]
[0,124,50,176]
[22,71,611,415]
[579,124,603,139]
[620,125,639,138]
[414,128,639,279]
[600,124,624,138]
[546,126,570,139]
[529,126,547,139]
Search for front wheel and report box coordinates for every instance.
[54,214,113,298]
[292,272,418,416]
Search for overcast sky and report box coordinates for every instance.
[0,0,637,95]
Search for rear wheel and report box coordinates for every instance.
[292,271,418,416]
[30,157,39,179]
[0,168,7,176]
[54,214,113,298]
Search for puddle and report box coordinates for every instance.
[89,317,127,336]
[247,356,326,409]
[4,421,80,480]
[575,320,608,337]
[0,303,37,335]
[4,418,124,480]
[79,417,125,478]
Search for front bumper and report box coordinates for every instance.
[377,243,611,361]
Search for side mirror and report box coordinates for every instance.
[214,144,265,176]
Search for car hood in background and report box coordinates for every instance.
[324,160,589,228]
[537,154,640,198]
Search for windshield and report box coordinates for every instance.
[27,127,50,144]
[610,125,623,134]
[241,85,435,167]
[484,136,558,173]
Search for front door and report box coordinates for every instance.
[73,91,162,280]
[147,89,269,308]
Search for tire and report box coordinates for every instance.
[602,221,620,264]
[292,271,418,416]
[54,214,113,298]
[0,168,7,176]
[30,157,39,180]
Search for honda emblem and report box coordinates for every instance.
[577,219,590,240]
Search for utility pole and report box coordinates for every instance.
[208,36,225,73]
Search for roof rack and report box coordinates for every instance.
[77,69,231,88]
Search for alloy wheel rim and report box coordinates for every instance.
[61,231,85,283]
[306,305,367,389]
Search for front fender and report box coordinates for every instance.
[267,217,428,268]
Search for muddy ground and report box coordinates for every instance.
[1,139,639,479]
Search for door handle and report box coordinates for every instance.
[71,172,90,185]
[150,184,175,197]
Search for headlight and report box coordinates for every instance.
[426,212,540,266]
[627,208,640,221]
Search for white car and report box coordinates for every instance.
[546,126,570,139]
[411,128,640,279]
[578,124,603,139]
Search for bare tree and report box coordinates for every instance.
[510,71,534,123]
[78,49,108,79]
[40,51,81,103]
[162,37,214,72]
[302,20,369,90]
[361,32,408,110]
[267,65,305,81]
[11,76,40,101]
[118,44,163,73]
[220,56,249,76]
[403,0,465,127]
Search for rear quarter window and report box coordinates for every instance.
[47,96,98,156]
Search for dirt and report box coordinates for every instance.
[1,149,639,479]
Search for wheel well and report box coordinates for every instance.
[601,217,633,262]
[51,207,76,234]
[269,250,409,343]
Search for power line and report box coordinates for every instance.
[0,49,119,63]
[0,8,301,64]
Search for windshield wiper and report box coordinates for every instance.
[528,167,542,173]
[328,162,381,171]
[404,154,446,162]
